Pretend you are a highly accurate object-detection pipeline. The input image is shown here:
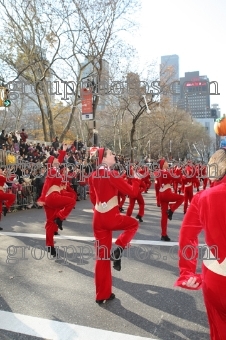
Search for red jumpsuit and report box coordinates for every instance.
[0,174,15,218]
[126,176,145,219]
[193,164,201,191]
[154,169,161,207]
[139,166,151,192]
[199,164,208,189]
[89,167,140,301]
[158,169,184,237]
[175,176,226,340]
[172,166,182,194]
[117,173,127,212]
[181,165,196,214]
[118,191,126,211]
[38,151,76,248]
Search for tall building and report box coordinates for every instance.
[160,54,180,106]
[178,71,210,118]
[80,57,109,94]
[210,103,220,119]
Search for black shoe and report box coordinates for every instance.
[96,293,115,304]
[47,246,56,257]
[167,209,173,220]
[0,227,3,230]
[3,207,8,216]
[54,217,63,230]
[161,235,171,241]
[110,246,124,261]
[113,259,121,271]
[136,214,143,222]
[54,232,59,235]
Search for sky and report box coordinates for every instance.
[126,0,226,114]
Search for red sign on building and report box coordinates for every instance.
[81,88,93,120]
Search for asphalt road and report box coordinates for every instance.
[0,188,210,340]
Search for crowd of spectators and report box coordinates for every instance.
[0,128,158,213]
[0,129,91,211]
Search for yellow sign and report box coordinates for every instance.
[0,87,10,107]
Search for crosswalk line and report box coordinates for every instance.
[0,310,156,340]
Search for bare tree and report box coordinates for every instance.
[0,0,140,141]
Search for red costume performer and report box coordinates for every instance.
[198,163,208,190]
[38,147,76,256]
[154,168,161,207]
[126,166,146,222]
[126,189,145,222]
[175,148,226,340]
[0,168,15,229]
[89,148,140,304]
[181,164,196,214]
[157,159,184,241]
[172,165,182,194]
[139,165,151,193]
[118,191,126,212]
[117,170,127,212]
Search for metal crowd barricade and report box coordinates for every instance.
[0,149,7,166]
[5,184,38,211]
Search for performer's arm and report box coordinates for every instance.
[37,169,57,205]
[88,175,96,206]
[57,149,66,164]
[109,171,140,198]
[174,193,203,290]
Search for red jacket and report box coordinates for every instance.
[89,168,140,206]
[175,175,226,290]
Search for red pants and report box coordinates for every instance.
[126,192,144,217]
[173,180,181,194]
[202,178,208,190]
[159,189,184,236]
[145,180,151,192]
[44,190,76,247]
[93,206,138,300]
[155,183,160,206]
[0,191,15,214]
[118,192,126,209]
[202,265,226,340]
[184,185,193,213]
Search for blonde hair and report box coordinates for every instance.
[208,149,226,180]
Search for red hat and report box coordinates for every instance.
[159,158,165,169]
[48,155,55,164]
[98,148,105,164]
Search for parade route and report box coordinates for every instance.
[0,189,210,339]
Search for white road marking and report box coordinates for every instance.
[0,310,156,340]
[0,232,206,247]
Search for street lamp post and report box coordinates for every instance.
[169,140,172,160]
[92,90,99,147]
[93,119,98,146]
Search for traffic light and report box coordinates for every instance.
[0,87,11,107]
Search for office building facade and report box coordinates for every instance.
[160,54,180,106]
[178,71,211,118]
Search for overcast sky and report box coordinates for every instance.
[127,0,225,114]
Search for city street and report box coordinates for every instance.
[0,188,209,340]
